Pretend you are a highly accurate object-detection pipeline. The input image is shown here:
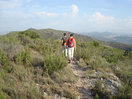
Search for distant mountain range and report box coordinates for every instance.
[82,32,132,46]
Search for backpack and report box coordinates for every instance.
[68,37,74,47]
[62,37,67,46]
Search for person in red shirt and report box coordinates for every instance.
[66,34,76,63]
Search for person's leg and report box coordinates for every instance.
[62,46,64,53]
[71,47,74,62]
[65,48,67,58]
[68,48,72,62]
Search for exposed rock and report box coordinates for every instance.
[89,70,121,96]
[90,71,103,78]
[102,73,121,95]
[54,94,68,99]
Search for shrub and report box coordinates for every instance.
[105,55,118,64]
[18,30,40,46]
[114,69,132,86]
[113,85,132,99]
[18,35,32,46]
[89,56,109,70]
[123,50,130,56]
[63,87,76,99]
[15,50,32,65]
[19,30,40,39]
[101,48,123,64]
[92,41,100,47]
[74,45,91,62]
[92,80,108,99]
[95,94,99,99]
[0,50,9,67]
[0,91,7,99]
[43,54,68,75]
[123,50,132,58]
[51,66,76,84]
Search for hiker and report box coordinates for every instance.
[66,34,76,63]
[61,33,67,58]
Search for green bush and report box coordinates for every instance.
[44,54,68,75]
[92,80,108,99]
[105,55,118,64]
[101,48,124,64]
[113,85,132,99]
[18,30,40,46]
[95,94,99,99]
[89,56,109,70]
[92,41,100,47]
[123,50,132,58]
[114,70,132,86]
[0,50,9,67]
[19,30,40,39]
[18,34,32,46]
[74,42,91,63]
[15,50,32,65]
[0,91,7,99]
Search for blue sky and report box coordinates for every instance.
[0,0,132,34]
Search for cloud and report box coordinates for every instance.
[127,18,132,26]
[47,13,59,17]
[0,0,132,34]
[87,12,117,32]
[36,11,59,17]
[89,12,115,24]
[86,12,132,33]
[0,0,32,10]
[0,0,20,9]
[71,4,79,16]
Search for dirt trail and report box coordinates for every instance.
[69,63,94,99]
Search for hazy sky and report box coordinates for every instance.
[0,0,132,34]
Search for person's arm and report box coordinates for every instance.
[74,39,76,51]
[66,38,68,48]
[60,38,64,48]
[61,38,63,45]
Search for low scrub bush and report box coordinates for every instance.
[43,54,68,75]
[18,35,32,46]
[112,85,132,99]
[92,80,108,99]
[14,50,32,65]
[19,30,40,39]
[75,46,91,63]
[89,56,109,70]
[101,48,124,64]
[114,69,132,86]
[51,66,76,83]
[0,91,7,99]
[0,50,9,67]
[92,41,100,47]
[63,87,76,99]
[18,30,40,46]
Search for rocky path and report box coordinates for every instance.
[39,62,121,99]
[69,63,94,99]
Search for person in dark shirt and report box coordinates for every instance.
[61,33,67,58]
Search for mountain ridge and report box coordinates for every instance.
[25,28,132,51]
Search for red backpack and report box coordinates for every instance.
[67,37,74,47]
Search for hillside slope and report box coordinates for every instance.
[7,28,132,51]
[0,30,132,99]
[27,28,132,51]
[28,28,95,42]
